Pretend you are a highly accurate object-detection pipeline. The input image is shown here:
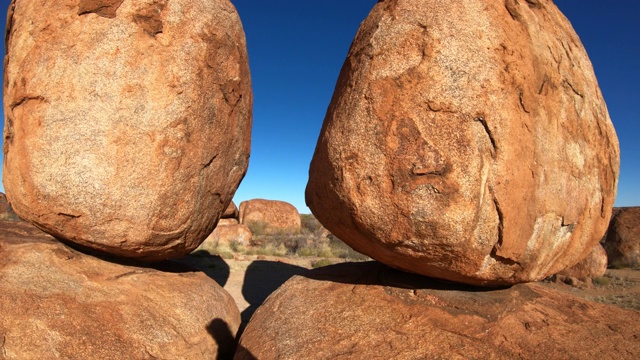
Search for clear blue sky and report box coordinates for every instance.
[0,0,638,214]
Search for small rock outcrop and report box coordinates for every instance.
[236,262,640,360]
[222,201,240,219]
[605,207,640,268]
[200,222,253,252]
[557,243,608,278]
[306,0,619,285]
[239,199,301,235]
[3,0,252,261]
[0,220,241,359]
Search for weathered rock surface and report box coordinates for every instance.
[3,0,252,260]
[557,243,608,278]
[605,207,640,268]
[0,220,240,359]
[306,0,619,285]
[223,201,240,219]
[239,199,301,235]
[236,262,640,360]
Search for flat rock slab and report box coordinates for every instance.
[0,220,240,359]
[236,262,640,360]
[3,0,252,260]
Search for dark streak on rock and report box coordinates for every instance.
[474,116,497,157]
[525,0,541,9]
[202,154,218,169]
[59,212,81,219]
[505,0,520,21]
[489,192,522,269]
[563,80,584,98]
[10,95,46,111]
[518,90,530,113]
[5,0,16,53]
[538,76,548,95]
[78,0,125,19]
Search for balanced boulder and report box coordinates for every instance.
[2,0,252,260]
[0,220,241,359]
[239,199,301,235]
[604,207,640,269]
[236,262,640,360]
[306,0,619,285]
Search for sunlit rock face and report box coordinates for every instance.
[3,0,252,260]
[236,262,639,359]
[0,220,241,359]
[306,0,619,286]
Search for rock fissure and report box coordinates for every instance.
[563,80,584,98]
[474,116,497,156]
[518,90,530,113]
[77,0,125,19]
[10,95,46,111]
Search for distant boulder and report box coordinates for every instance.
[557,243,608,279]
[604,207,640,269]
[222,201,239,219]
[239,199,301,235]
[198,223,253,254]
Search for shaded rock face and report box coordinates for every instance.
[605,207,640,268]
[239,199,301,235]
[306,0,619,285]
[0,220,241,359]
[236,262,640,360]
[557,243,607,278]
[2,0,252,260]
[222,201,240,219]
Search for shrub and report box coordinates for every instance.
[311,259,335,268]
[246,220,270,236]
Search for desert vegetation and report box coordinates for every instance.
[196,214,370,266]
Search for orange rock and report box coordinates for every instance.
[236,262,640,360]
[605,207,640,268]
[557,243,608,278]
[239,199,301,235]
[222,201,240,219]
[2,0,252,260]
[306,0,619,286]
[203,223,253,250]
[0,220,240,359]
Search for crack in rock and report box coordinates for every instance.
[78,0,125,19]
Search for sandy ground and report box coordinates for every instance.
[176,253,640,333]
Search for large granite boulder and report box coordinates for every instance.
[239,199,301,235]
[2,0,252,260]
[236,262,639,360]
[0,220,240,359]
[306,0,619,285]
[605,207,640,269]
